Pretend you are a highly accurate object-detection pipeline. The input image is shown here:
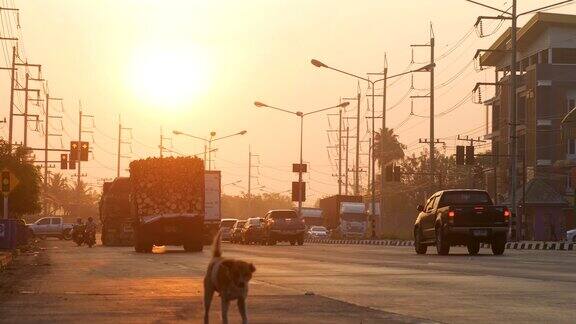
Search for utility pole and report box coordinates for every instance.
[345,126,350,195]
[160,127,163,158]
[42,94,63,216]
[77,102,94,190]
[411,24,436,191]
[159,128,172,158]
[247,147,259,216]
[116,116,132,178]
[338,107,343,195]
[7,46,16,148]
[367,55,389,236]
[342,86,361,195]
[457,135,486,187]
[0,7,18,148]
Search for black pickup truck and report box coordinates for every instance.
[262,209,306,246]
[414,190,509,255]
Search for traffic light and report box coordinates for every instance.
[69,154,76,170]
[70,141,79,161]
[60,154,68,170]
[291,181,306,202]
[385,165,394,182]
[456,146,465,165]
[80,142,89,161]
[70,141,89,161]
[466,145,475,165]
[1,171,10,193]
[393,166,401,182]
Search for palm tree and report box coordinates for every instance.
[373,127,407,167]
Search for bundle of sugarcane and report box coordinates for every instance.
[129,156,205,217]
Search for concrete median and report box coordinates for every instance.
[306,238,575,251]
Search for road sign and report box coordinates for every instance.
[291,181,306,202]
[292,163,307,173]
[1,169,19,196]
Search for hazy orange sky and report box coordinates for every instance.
[1,0,574,206]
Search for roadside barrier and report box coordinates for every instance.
[0,251,12,269]
[306,238,575,251]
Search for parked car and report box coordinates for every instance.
[414,190,509,256]
[262,210,305,246]
[567,229,576,242]
[243,217,264,244]
[27,217,74,240]
[230,220,247,243]
[307,226,329,239]
[220,218,238,241]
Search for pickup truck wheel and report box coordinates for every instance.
[414,228,427,255]
[268,238,276,246]
[435,227,450,255]
[467,240,480,255]
[289,240,296,246]
[297,237,304,246]
[135,241,153,253]
[63,229,72,241]
[184,240,203,252]
[491,237,506,255]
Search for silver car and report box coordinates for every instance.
[220,218,238,241]
[307,226,328,239]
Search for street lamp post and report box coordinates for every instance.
[173,130,247,170]
[311,59,434,238]
[254,101,350,217]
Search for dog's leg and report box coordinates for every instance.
[221,297,230,324]
[237,297,248,324]
[203,286,214,324]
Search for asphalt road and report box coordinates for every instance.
[1,239,575,324]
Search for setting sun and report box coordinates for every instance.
[127,43,212,110]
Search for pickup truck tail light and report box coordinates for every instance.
[503,208,511,218]
[448,211,456,218]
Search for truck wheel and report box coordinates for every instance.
[414,228,427,255]
[135,241,153,253]
[467,240,480,255]
[184,240,203,252]
[491,237,506,255]
[290,240,296,246]
[268,238,276,246]
[435,226,450,255]
[297,237,304,246]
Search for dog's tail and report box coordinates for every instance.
[212,230,222,258]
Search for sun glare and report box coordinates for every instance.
[128,43,212,110]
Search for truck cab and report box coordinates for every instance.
[339,202,367,239]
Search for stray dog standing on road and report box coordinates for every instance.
[204,230,256,324]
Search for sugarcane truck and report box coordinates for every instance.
[130,157,206,253]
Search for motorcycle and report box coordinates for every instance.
[72,225,86,246]
[85,228,96,248]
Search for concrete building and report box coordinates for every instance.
[481,12,576,240]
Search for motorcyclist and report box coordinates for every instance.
[72,218,85,241]
[84,217,97,247]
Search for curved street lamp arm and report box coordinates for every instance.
[256,103,298,115]
[465,0,512,15]
[173,131,208,142]
[304,103,349,116]
[373,63,436,84]
[518,0,573,17]
[323,65,372,84]
[212,131,247,142]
